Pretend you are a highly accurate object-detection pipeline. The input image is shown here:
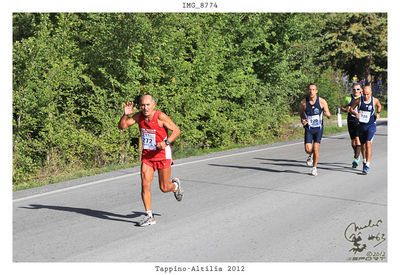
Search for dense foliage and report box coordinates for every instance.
[12,13,387,186]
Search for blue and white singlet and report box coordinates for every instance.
[305,96,323,129]
[358,95,376,126]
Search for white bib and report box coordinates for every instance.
[359,110,371,123]
[308,114,322,127]
[141,129,157,150]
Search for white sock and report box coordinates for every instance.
[363,159,367,164]
[366,162,370,167]
[173,181,178,191]
[146,210,153,217]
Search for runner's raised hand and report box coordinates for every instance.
[123,101,136,116]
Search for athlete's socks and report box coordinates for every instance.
[146,210,153,217]
[366,162,370,167]
[363,159,367,164]
[354,145,361,159]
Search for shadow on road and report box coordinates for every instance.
[322,136,346,140]
[208,163,304,174]
[281,158,359,174]
[20,204,160,226]
[180,178,386,207]
[218,158,361,175]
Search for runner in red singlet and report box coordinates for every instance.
[118,95,182,226]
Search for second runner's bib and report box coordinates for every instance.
[359,110,371,123]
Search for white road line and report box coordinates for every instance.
[12,172,140,203]
[13,133,348,203]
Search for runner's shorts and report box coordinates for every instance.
[142,159,172,171]
[304,126,324,144]
[347,120,359,140]
[358,123,376,144]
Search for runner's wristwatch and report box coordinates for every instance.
[165,139,170,146]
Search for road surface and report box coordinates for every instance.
[13,121,387,262]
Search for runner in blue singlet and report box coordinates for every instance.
[349,85,382,174]
[299,84,332,176]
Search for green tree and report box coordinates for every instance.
[321,13,387,81]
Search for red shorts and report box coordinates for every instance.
[142,159,172,171]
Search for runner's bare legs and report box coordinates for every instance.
[158,167,176,193]
[141,163,154,211]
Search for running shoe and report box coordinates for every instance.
[306,155,313,167]
[362,165,370,174]
[139,215,156,227]
[172,178,183,201]
[311,167,318,176]
[352,158,359,168]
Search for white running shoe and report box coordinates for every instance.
[306,155,313,166]
[172,178,183,201]
[139,215,156,227]
[311,167,318,176]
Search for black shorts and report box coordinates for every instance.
[304,126,324,144]
[358,123,376,144]
[347,120,359,140]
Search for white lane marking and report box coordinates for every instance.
[13,133,349,203]
[12,172,141,203]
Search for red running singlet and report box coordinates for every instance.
[138,110,172,161]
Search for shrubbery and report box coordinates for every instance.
[12,13,387,187]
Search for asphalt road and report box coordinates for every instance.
[13,121,387,262]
